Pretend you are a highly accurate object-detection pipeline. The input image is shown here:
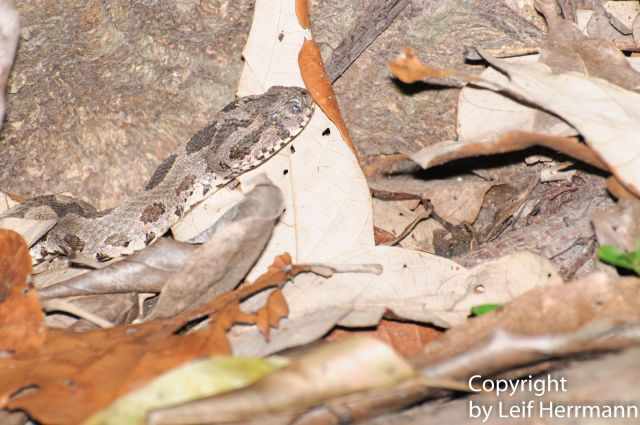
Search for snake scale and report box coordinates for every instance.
[2,86,314,263]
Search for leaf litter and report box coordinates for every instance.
[2,0,640,423]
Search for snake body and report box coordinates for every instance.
[3,86,313,262]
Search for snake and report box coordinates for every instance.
[1,86,314,263]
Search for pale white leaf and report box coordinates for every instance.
[477,53,640,195]
[0,216,57,247]
[218,0,373,280]
[222,1,563,355]
[233,248,561,355]
[458,54,577,143]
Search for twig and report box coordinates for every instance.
[384,203,433,246]
[326,0,409,83]
[42,299,115,328]
[293,263,383,278]
[464,40,640,61]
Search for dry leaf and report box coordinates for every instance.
[146,336,415,425]
[0,254,298,423]
[284,273,640,425]
[299,38,358,156]
[418,272,640,375]
[36,239,193,300]
[476,52,640,196]
[84,357,285,425]
[295,0,310,30]
[231,248,561,356]
[234,0,374,275]
[412,130,607,173]
[390,2,640,189]
[457,54,577,144]
[266,289,289,328]
[403,343,640,425]
[391,49,640,197]
[147,178,285,320]
[388,48,465,84]
[327,319,442,358]
[536,0,640,91]
[370,175,494,225]
[0,229,45,354]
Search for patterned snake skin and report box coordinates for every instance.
[1,86,314,262]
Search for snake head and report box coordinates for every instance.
[209,85,314,175]
[260,85,315,141]
[242,85,314,164]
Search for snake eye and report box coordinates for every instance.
[289,100,302,114]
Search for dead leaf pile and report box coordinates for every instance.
[0,245,311,423]
[2,0,640,424]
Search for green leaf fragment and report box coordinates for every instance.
[597,244,640,275]
[470,304,501,316]
[84,356,288,425]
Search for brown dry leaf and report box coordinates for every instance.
[299,38,358,157]
[411,130,607,171]
[536,0,640,91]
[266,289,289,328]
[474,52,640,196]
[373,226,396,245]
[389,2,640,195]
[146,179,285,320]
[459,0,640,148]
[278,273,640,425]
[607,175,638,200]
[295,0,356,155]
[35,238,193,300]
[417,272,640,377]
[390,49,619,172]
[388,48,468,84]
[327,319,443,358]
[0,229,45,355]
[271,323,640,425]
[231,249,561,357]
[391,49,640,197]
[295,0,310,29]
[0,254,297,424]
[400,343,640,425]
[370,175,494,225]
